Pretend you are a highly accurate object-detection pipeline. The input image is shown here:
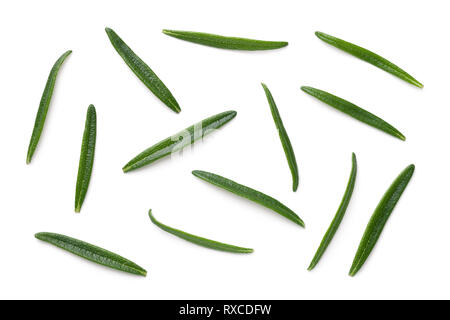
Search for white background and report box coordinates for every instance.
[0,0,446,299]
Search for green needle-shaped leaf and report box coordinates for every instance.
[105,27,181,113]
[26,50,72,164]
[162,29,288,51]
[349,164,415,276]
[123,110,236,173]
[308,153,357,271]
[148,210,253,253]
[301,86,405,141]
[315,32,423,88]
[262,83,299,191]
[75,105,97,213]
[35,232,147,276]
[192,170,304,227]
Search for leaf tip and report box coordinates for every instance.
[173,105,182,113]
[296,218,306,228]
[407,164,415,173]
[348,262,360,276]
[62,50,72,61]
[166,99,181,113]
[292,181,299,192]
[192,170,207,181]
[35,232,49,241]
[314,31,329,42]
[148,209,156,222]
[105,27,116,39]
[300,86,311,93]
[228,110,237,118]
[411,79,424,88]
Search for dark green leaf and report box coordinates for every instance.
[192,170,304,227]
[315,31,423,88]
[349,164,415,276]
[148,210,253,253]
[35,232,147,276]
[301,86,405,141]
[106,27,181,113]
[308,153,357,270]
[163,29,288,51]
[75,105,97,213]
[26,50,72,163]
[123,111,236,172]
[262,83,299,191]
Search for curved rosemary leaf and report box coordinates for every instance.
[75,105,97,213]
[315,31,423,88]
[123,111,236,172]
[262,83,299,191]
[301,86,405,141]
[308,153,357,271]
[105,27,181,113]
[35,232,147,276]
[162,29,288,51]
[26,50,72,164]
[192,170,304,227]
[349,164,415,276]
[148,210,253,253]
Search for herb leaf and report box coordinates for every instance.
[315,31,423,88]
[75,105,97,213]
[192,170,304,227]
[105,27,181,113]
[162,29,288,51]
[148,210,253,253]
[349,164,415,276]
[123,110,237,173]
[26,50,72,164]
[35,232,147,276]
[308,153,357,271]
[301,86,405,141]
[262,83,299,191]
